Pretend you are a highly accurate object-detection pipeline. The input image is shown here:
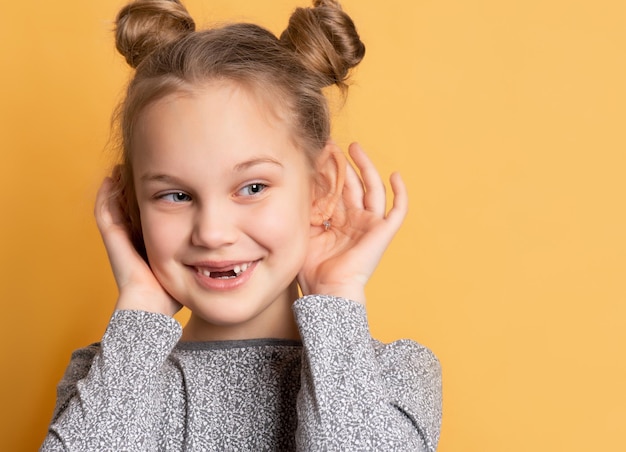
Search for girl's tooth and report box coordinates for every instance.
[200,263,252,278]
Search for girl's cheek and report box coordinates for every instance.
[141,212,183,252]
[252,198,307,235]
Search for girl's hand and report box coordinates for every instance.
[298,143,408,305]
[95,175,182,316]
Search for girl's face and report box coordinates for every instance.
[131,82,315,340]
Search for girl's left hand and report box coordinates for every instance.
[297,142,408,305]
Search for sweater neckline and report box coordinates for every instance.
[175,337,302,351]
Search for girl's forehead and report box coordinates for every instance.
[137,81,289,133]
[158,80,290,120]
[134,80,303,155]
[131,81,309,170]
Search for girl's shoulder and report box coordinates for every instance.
[372,338,439,366]
[371,338,441,386]
[48,343,101,424]
[63,343,101,380]
[372,338,441,437]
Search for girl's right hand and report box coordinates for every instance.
[94,175,182,316]
[298,143,408,305]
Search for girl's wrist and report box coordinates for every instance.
[115,289,181,317]
[304,286,366,306]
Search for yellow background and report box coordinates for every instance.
[1,1,624,450]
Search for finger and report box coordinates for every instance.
[353,173,408,274]
[342,157,365,209]
[384,172,409,229]
[348,143,386,217]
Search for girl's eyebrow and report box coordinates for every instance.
[233,157,284,172]
[139,173,184,184]
[139,157,284,183]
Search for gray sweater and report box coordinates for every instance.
[41,295,441,451]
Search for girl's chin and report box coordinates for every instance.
[181,312,275,341]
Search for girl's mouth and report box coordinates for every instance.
[196,262,254,279]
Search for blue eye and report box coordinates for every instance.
[239,183,267,196]
[160,192,191,203]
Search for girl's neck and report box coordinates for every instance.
[180,282,301,342]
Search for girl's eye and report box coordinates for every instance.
[160,192,191,203]
[238,183,267,196]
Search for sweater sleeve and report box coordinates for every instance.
[293,295,442,452]
[40,310,182,452]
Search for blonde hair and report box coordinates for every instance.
[113,0,365,256]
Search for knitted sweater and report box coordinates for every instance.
[41,296,441,451]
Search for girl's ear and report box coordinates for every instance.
[311,140,346,225]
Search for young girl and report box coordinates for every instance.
[41,0,441,450]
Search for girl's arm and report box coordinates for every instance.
[293,295,441,452]
[296,143,442,450]
[41,311,182,451]
[41,177,182,451]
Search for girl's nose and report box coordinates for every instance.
[190,203,238,249]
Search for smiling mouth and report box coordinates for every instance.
[196,262,254,279]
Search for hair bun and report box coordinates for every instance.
[280,0,365,90]
[115,0,195,68]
